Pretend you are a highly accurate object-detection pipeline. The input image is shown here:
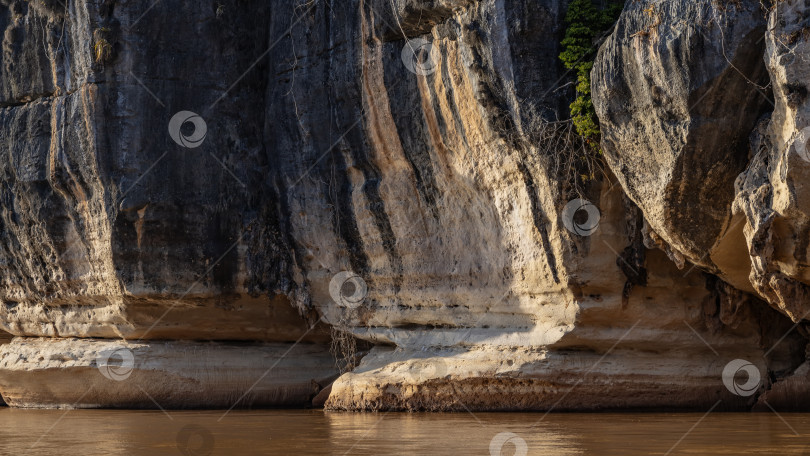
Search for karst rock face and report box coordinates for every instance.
[591,0,772,292]
[0,0,807,410]
[732,0,810,324]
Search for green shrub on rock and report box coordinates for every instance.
[560,0,623,147]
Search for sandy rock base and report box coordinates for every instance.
[325,346,769,412]
[0,338,338,409]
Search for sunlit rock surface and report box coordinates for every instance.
[594,0,810,327]
[0,0,806,410]
[325,178,804,411]
[732,0,810,324]
[591,0,771,292]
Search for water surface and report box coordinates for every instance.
[7,408,810,455]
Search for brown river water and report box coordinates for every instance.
[7,408,810,455]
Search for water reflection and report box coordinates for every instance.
[324,412,583,455]
[0,408,808,455]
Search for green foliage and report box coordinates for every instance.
[560,0,623,147]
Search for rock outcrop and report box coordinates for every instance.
[593,0,810,329]
[0,337,337,408]
[592,0,810,409]
[592,0,772,292]
[732,0,810,323]
[0,0,807,412]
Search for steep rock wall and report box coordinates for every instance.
[591,0,771,292]
[593,0,810,329]
[733,0,810,324]
[593,0,810,410]
[0,0,805,411]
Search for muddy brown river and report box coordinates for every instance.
[7,408,810,455]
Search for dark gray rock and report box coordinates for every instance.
[0,0,582,340]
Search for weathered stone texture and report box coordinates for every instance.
[0,0,807,411]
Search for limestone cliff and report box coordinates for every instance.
[0,0,807,412]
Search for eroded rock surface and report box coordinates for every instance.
[594,0,810,331]
[0,0,807,411]
[0,337,337,408]
[592,0,772,292]
[731,0,810,323]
